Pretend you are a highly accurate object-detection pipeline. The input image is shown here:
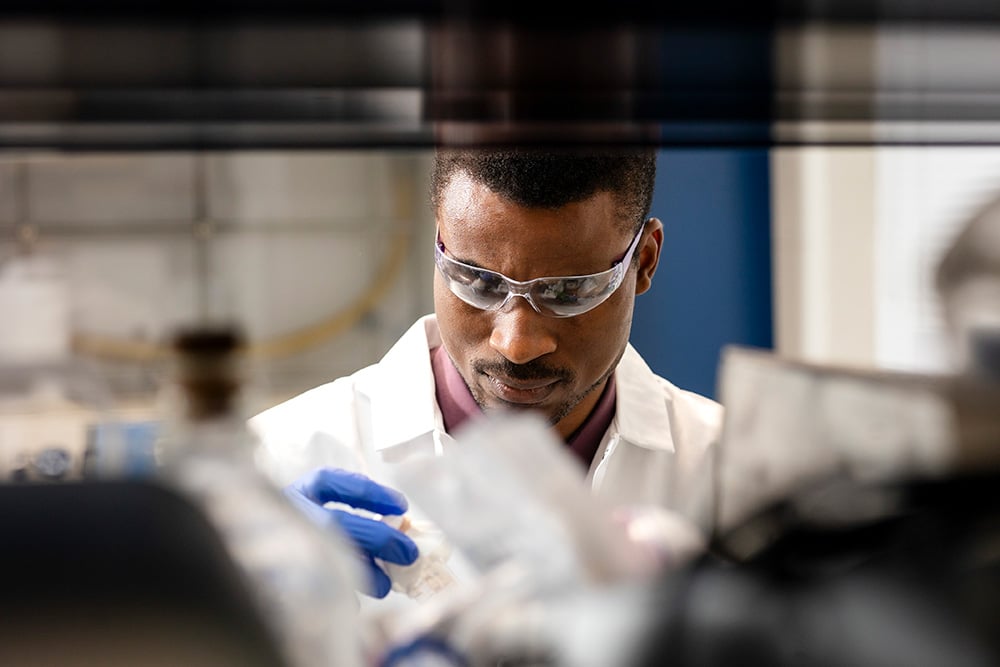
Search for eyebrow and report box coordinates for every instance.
[437,230,633,278]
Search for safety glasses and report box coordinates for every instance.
[434,220,647,318]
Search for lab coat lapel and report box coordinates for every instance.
[614,343,676,453]
[355,315,446,457]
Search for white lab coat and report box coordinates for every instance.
[250,313,723,531]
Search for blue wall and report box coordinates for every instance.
[629,149,774,400]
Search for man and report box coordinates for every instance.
[249,147,722,600]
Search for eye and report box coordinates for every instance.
[471,270,507,295]
[540,280,580,303]
[574,277,603,297]
[542,277,607,304]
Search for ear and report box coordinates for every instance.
[635,217,663,296]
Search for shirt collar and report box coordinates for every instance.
[431,344,482,434]
[566,372,617,466]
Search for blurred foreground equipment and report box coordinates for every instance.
[0,480,288,667]
[936,187,1000,381]
[150,325,365,667]
[628,346,1000,667]
[0,325,365,667]
[626,200,1000,666]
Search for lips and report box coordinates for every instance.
[485,374,559,405]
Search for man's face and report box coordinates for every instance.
[433,171,661,440]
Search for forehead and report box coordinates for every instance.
[436,171,622,250]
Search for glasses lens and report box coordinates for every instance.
[435,251,509,310]
[532,270,622,317]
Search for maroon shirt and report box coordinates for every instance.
[430,345,616,469]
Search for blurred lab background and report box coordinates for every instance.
[1,1,1000,665]
[4,6,998,417]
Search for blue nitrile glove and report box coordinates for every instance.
[284,467,420,598]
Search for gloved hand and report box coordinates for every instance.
[284,467,419,598]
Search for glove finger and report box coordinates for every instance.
[283,484,335,528]
[283,485,418,564]
[296,468,409,516]
[334,510,419,566]
[364,555,393,599]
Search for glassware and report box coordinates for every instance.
[154,324,365,667]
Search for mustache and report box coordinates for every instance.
[472,358,572,383]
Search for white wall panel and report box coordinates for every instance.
[771,147,877,368]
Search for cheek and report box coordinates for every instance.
[606,276,637,339]
[434,281,488,355]
[569,313,629,360]
[572,295,635,366]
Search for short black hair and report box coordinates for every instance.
[430,147,657,234]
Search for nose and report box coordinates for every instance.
[488,297,558,365]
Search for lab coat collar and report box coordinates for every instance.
[357,314,444,453]
[357,315,675,456]
[614,343,676,453]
